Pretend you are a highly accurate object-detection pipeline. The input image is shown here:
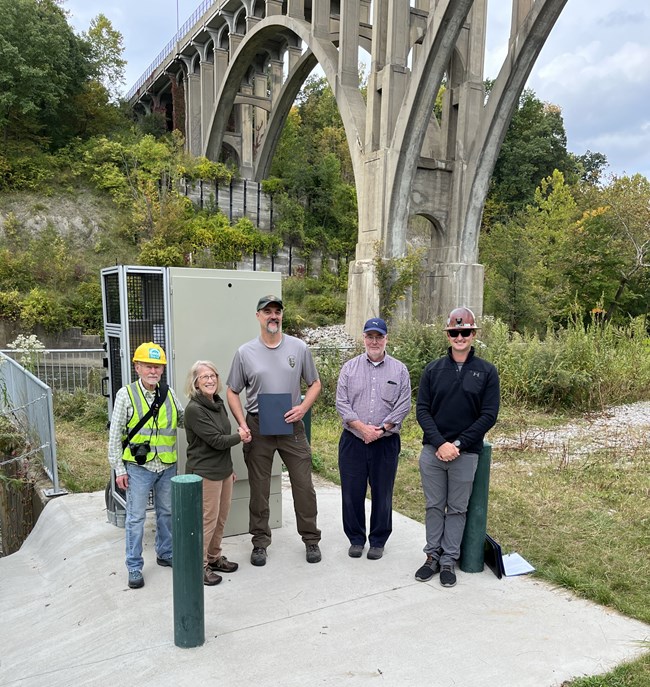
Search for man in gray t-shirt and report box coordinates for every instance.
[226,294,322,567]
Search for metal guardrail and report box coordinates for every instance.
[126,0,216,100]
[0,350,105,395]
[0,352,64,496]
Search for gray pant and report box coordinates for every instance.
[419,444,478,566]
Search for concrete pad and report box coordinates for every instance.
[0,484,648,687]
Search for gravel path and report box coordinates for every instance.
[492,401,650,458]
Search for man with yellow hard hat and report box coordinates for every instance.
[108,342,184,589]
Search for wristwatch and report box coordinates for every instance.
[453,440,461,448]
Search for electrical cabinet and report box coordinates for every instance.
[101,265,283,535]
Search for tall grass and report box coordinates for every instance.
[379,316,650,413]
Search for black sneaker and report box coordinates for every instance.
[348,544,364,558]
[156,557,172,568]
[440,564,457,587]
[250,547,267,566]
[415,555,440,582]
[306,543,322,563]
[367,546,384,560]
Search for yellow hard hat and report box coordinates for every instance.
[132,342,167,365]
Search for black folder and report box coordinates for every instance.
[484,533,505,579]
[258,393,293,435]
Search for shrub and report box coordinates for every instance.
[53,390,108,433]
[303,294,346,319]
[20,288,68,333]
[0,290,23,321]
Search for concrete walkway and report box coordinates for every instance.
[1,483,648,687]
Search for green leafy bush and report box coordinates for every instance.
[0,290,23,321]
[303,294,346,319]
[20,288,68,333]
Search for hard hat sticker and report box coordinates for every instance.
[149,348,161,360]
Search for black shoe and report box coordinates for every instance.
[415,555,440,582]
[156,557,172,568]
[348,544,364,558]
[306,543,322,563]
[250,547,267,566]
[367,546,384,560]
[128,570,144,589]
[208,556,239,573]
[204,568,222,586]
[440,564,457,587]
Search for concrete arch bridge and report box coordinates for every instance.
[129,0,568,335]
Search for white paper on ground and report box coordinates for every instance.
[502,552,536,576]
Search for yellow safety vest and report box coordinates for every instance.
[122,382,178,464]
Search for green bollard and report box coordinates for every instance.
[171,474,204,648]
[459,442,492,573]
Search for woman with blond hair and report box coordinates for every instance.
[184,360,251,585]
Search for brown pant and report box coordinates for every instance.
[202,474,234,566]
[244,413,320,548]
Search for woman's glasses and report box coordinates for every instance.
[198,373,218,382]
[446,329,474,338]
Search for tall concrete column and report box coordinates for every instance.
[266,0,283,17]
[312,0,330,38]
[253,70,268,152]
[239,82,254,178]
[286,0,304,20]
[268,59,284,106]
[339,1,360,88]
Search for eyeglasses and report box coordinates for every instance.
[447,329,474,338]
[198,373,218,382]
[364,334,385,341]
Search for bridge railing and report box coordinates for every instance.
[126,0,216,100]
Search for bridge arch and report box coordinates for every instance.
[129,0,569,334]
[202,15,366,186]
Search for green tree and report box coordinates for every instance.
[482,170,579,331]
[564,174,650,322]
[0,0,92,149]
[83,14,126,101]
[488,88,571,218]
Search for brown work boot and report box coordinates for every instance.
[204,567,222,586]
[208,556,239,573]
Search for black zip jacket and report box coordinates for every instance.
[416,347,500,453]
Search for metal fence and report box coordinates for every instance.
[0,352,64,496]
[0,349,105,395]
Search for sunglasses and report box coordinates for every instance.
[447,329,474,338]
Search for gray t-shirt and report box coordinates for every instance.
[226,334,319,414]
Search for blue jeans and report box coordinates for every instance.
[124,462,176,572]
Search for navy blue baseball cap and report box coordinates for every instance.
[363,318,387,335]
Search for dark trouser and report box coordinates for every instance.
[419,444,479,566]
[338,430,400,548]
[244,413,320,549]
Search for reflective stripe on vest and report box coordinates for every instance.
[122,382,178,464]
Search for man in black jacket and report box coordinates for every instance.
[415,307,500,587]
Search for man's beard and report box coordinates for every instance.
[266,320,281,334]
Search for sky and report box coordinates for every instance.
[63,0,650,180]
